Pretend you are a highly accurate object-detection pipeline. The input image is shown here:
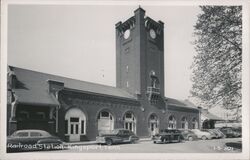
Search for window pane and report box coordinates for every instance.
[16,132,28,137]
[71,124,74,134]
[81,120,84,134]
[75,124,79,134]
[129,123,132,131]
[70,117,79,122]
[30,132,42,137]
[65,120,68,134]
[101,111,109,117]
[126,113,132,119]
[169,116,173,121]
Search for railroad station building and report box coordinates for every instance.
[7,7,200,142]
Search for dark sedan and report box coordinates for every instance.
[96,129,139,145]
[7,129,63,152]
[219,127,241,138]
[152,129,184,144]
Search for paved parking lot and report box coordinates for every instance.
[40,138,242,153]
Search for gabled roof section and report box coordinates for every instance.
[201,109,224,121]
[9,66,137,106]
[165,97,198,110]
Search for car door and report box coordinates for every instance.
[122,130,131,142]
[172,130,179,141]
[182,131,188,139]
[30,131,43,145]
[14,131,30,145]
[116,130,125,143]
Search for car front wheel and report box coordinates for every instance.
[201,136,207,140]
[106,139,113,146]
[188,136,193,141]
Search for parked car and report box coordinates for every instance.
[152,129,184,144]
[96,129,139,145]
[191,129,213,140]
[208,129,225,139]
[179,129,198,141]
[219,127,241,138]
[201,129,217,139]
[7,129,63,152]
[232,127,242,137]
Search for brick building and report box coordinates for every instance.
[7,7,199,142]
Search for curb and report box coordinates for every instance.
[64,138,152,146]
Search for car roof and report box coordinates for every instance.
[14,129,50,135]
[114,128,131,131]
[15,129,48,132]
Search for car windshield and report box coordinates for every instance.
[12,131,28,137]
[110,130,120,134]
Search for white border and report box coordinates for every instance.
[1,0,249,160]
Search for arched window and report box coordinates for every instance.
[192,118,198,129]
[181,117,188,129]
[148,114,159,136]
[168,115,177,129]
[98,111,113,120]
[123,112,136,133]
[97,110,114,134]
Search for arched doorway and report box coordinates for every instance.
[181,117,188,129]
[65,108,86,142]
[168,115,177,129]
[123,112,136,133]
[192,118,198,129]
[97,110,114,134]
[148,114,159,136]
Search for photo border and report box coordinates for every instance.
[1,0,249,159]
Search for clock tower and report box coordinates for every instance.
[116,7,165,106]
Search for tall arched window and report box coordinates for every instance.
[123,112,136,133]
[148,114,159,136]
[97,110,114,134]
[181,117,188,129]
[192,118,198,129]
[168,115,177,129]
[65,108,86,142]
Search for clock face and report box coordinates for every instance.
[124,29,130,39]
[149,29,156,39]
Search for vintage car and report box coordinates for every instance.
[179,129,198,141]
[233,127,242,137]
[7,129,63,152]
[191,129,213,140]
[219,127,241,138]
[207,129,225,139]
[96,129,139,145]
[201,129,217,139]
[152,129,184,144]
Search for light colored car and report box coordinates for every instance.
[208,129,225,138]
[191,129,213,140]
[7,129,63,152]
[179,129,198,141]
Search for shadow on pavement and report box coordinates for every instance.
[225,141,242,149]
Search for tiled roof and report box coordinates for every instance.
[202,110,224,121]
[9,66,136,106]
[165,98,198,110]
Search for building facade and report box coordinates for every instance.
[7,7,199,142]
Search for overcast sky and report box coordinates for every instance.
[8,4,201,100]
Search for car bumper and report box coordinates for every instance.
[152,137,163,143]
[96,137,106,144]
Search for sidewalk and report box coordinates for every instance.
[65,137,152,146]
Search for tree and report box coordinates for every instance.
[191,6,242,121]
